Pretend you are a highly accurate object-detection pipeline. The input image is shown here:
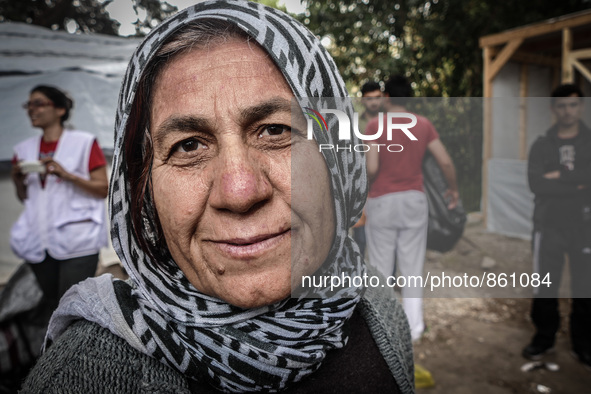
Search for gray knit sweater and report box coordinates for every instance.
[21,285,414,393]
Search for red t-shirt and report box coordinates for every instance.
[367,113,438,198]
[13,139,106,171]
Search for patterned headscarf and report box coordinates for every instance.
[48,1,368,392]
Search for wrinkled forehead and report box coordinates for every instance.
[153,37,286,96]
[149,38,303,136]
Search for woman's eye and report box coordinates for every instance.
[259,124,290,137]
[173,138,206,154]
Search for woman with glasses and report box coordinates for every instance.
[10,85,109,325]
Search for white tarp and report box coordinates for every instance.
[486,158,534,239]
[0,22,141,160]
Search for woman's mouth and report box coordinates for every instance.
[208,228,291,260]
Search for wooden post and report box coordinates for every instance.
[562,28,573,83]
[519,64,529,160]
[482,46,493,224]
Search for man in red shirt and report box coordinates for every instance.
[365,75,458,341]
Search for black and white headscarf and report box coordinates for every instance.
[48,1,368,392]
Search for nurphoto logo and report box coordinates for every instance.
[304,107,419,152]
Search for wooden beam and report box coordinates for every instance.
[480,10,591,48]
[570,48,591,60]
[519,65,528,160]
[483,47,492,97]
[572,58,591,84]
[488,47,560,68]
[489,39,523,81]
[562,28,574,83]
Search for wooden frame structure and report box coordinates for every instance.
[479,10,591,224]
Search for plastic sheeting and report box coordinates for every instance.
[0,22,141,160]
[486,158,534,239]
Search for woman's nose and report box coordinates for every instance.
[209,144,273,213]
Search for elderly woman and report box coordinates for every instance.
[22,1,413,392]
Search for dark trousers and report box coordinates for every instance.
[28,252,99,314]
[531,226,591,352]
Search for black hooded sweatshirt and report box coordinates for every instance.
[528,121,591,229]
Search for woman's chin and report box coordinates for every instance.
[220,285,292,309]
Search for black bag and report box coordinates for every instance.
[422,152,467,252]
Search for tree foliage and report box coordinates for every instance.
[302,0,591,96]
[0,0,179,36]
[0,0,120,35]
[131,0,177,36]
[300,1,403,93]
[0,0,288,37]
[255,0,288,13]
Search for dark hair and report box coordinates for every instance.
[30,85,73,125]
[550,84,584,105]
[360,81,381,96]
[126,20,251,260]
[384,75,412,98]
[384,75,412,106]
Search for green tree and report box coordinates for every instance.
[302,0,591,97]
[301,1,406,93]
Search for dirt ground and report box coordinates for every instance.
[413,220,591,394]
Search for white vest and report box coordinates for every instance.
[10,130,108,262]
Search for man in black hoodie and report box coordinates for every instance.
[524,84,591,369]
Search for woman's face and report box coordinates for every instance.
[27,91,64,130]
[150,39,335,309]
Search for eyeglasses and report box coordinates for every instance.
[22,100,54,110]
